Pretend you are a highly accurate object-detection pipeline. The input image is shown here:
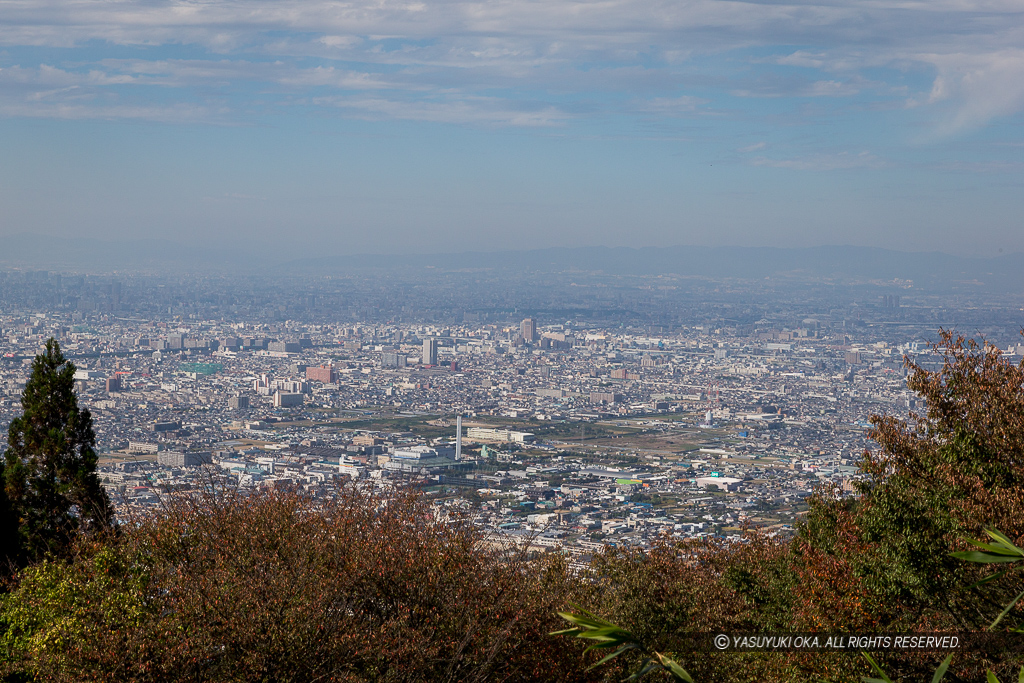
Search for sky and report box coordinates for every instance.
[1,0,1022,258]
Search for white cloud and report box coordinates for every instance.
[0,99,216,122]
[770,51,827,69]
[922,49,1024,134]
[637,95,707,115]
[314,94,571,126]
[0,0,1022,131]
[806,80,858,97]
[733,75,871,99]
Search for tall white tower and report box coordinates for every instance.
[455,415,463,460]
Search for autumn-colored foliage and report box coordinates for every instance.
[792,331,1024,680]
[1,486,589,682]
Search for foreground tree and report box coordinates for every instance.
[3,338,113,569]
[1,485,588,682]
[794,330,1024,679]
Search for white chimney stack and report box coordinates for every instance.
[455,414,462,460]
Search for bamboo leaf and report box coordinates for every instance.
[988,587,1024,631]
[556,611,615,630]
[968,569,1009,590]
[861,652,895,683]
[655,652,693,683]
[930,653,953,683]
[566,603,616,626]
[951,550,1023,564]
[624,660,661,681]
[984,529,1024,556]
[584,639,632,654]
[549,627,585,637]
[586,643,636,670]
[576,626,637,640]
[963,538,1016,555]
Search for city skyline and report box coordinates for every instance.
[0,0,1022,257]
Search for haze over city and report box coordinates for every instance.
[1,0,1023,257]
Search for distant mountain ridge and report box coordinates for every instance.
[1,234,1022,292]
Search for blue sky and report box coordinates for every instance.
[1,0,1022,257]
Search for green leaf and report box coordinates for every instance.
[576,626,637,641]
[1018,664,1023,683]
[987,671,1000,683]
[988,587,1024,631]
[568,625,641,653]
[861,652,895,683]
[953,531,1024,564]
[556,610,616,630]
[587,642,636,670]
[574,631,619,642]
[624,660,661,681]
[962,538,1018,556]
[931,653,953,683]
[655,652,693,683]
[584,639,633,654]
[566,603,615,622]
[984,529,1024,556]
[951,550,1023,564]
[968,569,1009,590]
[549,627,585,636]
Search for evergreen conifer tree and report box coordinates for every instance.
[3,338,113,567]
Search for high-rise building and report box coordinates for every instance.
[228,395,250,410]
[274,391,304,408]
[381,351,407,368]
[520,318,537,343]
[422,338,438,365]
[305,365,336,383]
[157,451,212,467]
[268,341,301,353]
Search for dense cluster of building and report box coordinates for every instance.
[2,267,1022,554]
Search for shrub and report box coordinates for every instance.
[2,485,590,682]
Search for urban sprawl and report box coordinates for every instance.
[2,267,1021,560]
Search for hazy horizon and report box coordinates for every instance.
[5,239,1024,297]
[3,233,1024,261]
